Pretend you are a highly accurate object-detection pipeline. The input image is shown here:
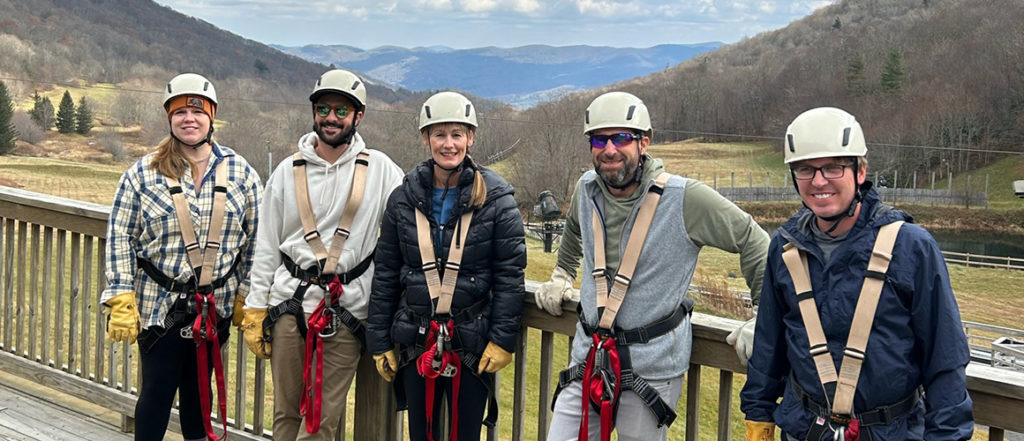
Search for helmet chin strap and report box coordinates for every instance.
[170,124,214,149]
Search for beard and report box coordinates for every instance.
[314,120,354,147]
[593,152,639,188]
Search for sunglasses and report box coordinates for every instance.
[314,103,352,119]
[589,132,639,149]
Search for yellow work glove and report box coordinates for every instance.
[240,308,270,359]
[534,266,578,316]
[231,294,246,327]
[477,342,514,374]
[105,292,140,344]
[373,350,399,382]
[744,420,775,441]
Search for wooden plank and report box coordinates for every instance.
[717,370,733,441]
[252,358,266,435]
[95,238,106,383]
[55,231,66,371]
[512,327,527,441]
[353,353,397,440]
[69,232,80,373]
[81,235,93,381]
[537,330,554,441]
[14,221,25,357]
[28,223,39,362]
[685,363,701,441]
[42,227,53,366]
[0,219,9,351]
[234,337,248,429]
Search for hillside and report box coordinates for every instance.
[500,0,1024,206]
[275,43,722,107]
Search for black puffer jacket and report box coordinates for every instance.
[367,158,526,361]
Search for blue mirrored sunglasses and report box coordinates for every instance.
[589,132,638,149]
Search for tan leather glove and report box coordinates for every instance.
[105,292,140,344]
[744,420,775,441]
[534,266,578,316]
[373,350,399,382]
[477,341,514,374]
[231,294,246,327]
[241,308,270,359]
[726,317,756,366]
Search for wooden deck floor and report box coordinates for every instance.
[0,382,132,441]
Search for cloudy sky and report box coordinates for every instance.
[155,0,837,49]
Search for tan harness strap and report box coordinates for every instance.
[782,221,904,416]
[782,243,839,386]
[832,220,903,415]
[168,160,228,287]
[592,173,670,330]
[292,151,371,274]
[415,209,475,316]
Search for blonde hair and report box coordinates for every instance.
[463,155,487,209]
[150,135,204,179]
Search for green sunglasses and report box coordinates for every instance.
[314,103,352,119]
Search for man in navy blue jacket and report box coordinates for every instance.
[740,107,974,441]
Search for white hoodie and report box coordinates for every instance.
[246,132,403,319]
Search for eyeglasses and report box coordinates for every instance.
[791,163,854,180]
[589,132,638,149]
[314,104,352,119]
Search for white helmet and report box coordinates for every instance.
[419,91,477,131]
[584,91,651,135]
[310,69,367,109]
[163,73,217,108]
[784,107,867,164]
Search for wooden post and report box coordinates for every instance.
[931,171,936,206]
[985,174,990,209]
[893,169,899,206]
[713,172,718,190]
[354,353,398,440]
[966,175,972,209]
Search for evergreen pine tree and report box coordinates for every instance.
[75,96,93,135]
[56,90,76,134]
[881,49,905,94]
[31,93,56,130]
[846,53,867,97]
[0,80,17,155]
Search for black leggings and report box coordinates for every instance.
[399,363,490,441]
[134,321,228,441]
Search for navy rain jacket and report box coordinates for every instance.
[740,186,973,440]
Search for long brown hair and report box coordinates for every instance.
[464,155,487,209]
[149,135,201,179]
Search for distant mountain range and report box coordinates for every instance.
[272,43,722,107]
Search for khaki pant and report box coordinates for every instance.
[271,314,361,441]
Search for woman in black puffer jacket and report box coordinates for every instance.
[368,91,526,441]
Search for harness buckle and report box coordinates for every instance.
[829,413,852,425]
[180,326,193,339]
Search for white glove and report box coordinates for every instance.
[726,317,756,366]
[534,266,578,316]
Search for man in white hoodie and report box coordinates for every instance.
[240,69,404,440]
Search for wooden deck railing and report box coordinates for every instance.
[2,185,1023,440]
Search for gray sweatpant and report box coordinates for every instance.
[545,372,684,441]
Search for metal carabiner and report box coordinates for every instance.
[318,308,338,338]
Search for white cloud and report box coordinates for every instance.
[575,0,641,17]
[463,0,499,12]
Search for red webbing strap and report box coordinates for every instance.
[415,320,462,441]
[579,334,622,441]
[781,221,904,420]
[300,277,344,434]
[192,292,227,441]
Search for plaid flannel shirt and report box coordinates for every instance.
[102,144,262,329]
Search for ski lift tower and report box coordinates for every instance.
[533,190,562,253]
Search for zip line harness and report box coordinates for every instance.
[781,221,920,441]
[411,207,477,441]
[163,160,230,441]
[262,151,371,434]
[552,173,686,441]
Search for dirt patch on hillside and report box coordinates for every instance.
[0,177,21,188]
